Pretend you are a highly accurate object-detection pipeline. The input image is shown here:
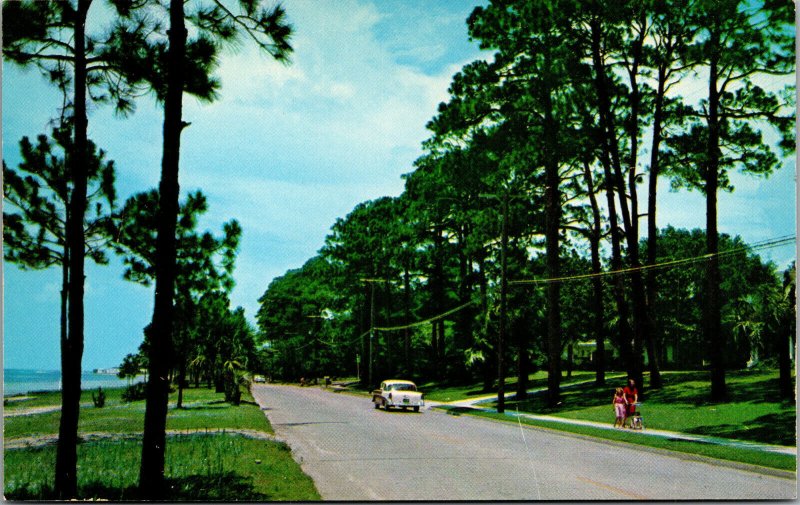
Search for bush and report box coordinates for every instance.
[121,383,147,402]
[91,387,106,408]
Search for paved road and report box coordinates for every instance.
[251,384,797,501]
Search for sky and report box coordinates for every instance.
[2,1,796,372]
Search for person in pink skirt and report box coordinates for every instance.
[612,387,627,428]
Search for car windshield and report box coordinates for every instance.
[389,383,416,391]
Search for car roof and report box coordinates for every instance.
[383,379,417,385]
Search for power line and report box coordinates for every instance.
[265,234,794,348]
[373,301,474,332]
[510,235,795,286]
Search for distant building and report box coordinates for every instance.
[93,368,120,375]
[563,340,618,366]
[564,339,676,368]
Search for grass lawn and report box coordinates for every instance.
[426,368,795,472]
[5,386,272,439]
[419,370,607,402]
[499,370,796,446]
[4,385,320,500]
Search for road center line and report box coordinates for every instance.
[576,476,650,500]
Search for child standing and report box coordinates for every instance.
[612,387,627,428]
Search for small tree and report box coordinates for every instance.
[4,126,117,352]
[117,353,145,384]
[111,189,241,409]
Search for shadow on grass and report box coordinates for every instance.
[178,404,230,411]
[646,372,795,407]
[6,472,271,501]
[685,412,797,446]
[440,406,478,416]
[509,371,793,412]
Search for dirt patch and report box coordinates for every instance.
[4,405,62,417]
[4,396,35,402]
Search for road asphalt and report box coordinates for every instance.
[251,384,797,501]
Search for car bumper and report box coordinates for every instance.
[387,400,424,407]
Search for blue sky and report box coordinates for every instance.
[3,1,795,371]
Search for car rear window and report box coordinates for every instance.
[389,383,416,391]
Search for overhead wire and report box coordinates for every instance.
[266,234,794,346]
[510,234,795,286]
[373,301,474,332]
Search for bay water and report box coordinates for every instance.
[4,368,144,397]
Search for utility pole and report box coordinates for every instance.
[369,280,375,388]
[498,191,509,414]
[479,191,523,414]
[361,277,389,389]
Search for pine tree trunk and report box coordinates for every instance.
[456,234,473,382]
[581,161,605,386]
[139,0,187,496]
[55,1,91,497]
[543,80,561,409]
[590,15,636,381]
[705,25,726,402]
[645,62,668,385]
[624,11,655,390]
[176,357,186,409]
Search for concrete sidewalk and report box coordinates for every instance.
[433,382,797,457]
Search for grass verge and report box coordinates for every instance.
[4,386,320,500]
[5,434,320,500]
[5,386,271,439]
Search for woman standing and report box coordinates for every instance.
[623,378,639,428]
[612,387,627,428]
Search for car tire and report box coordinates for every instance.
[374,400,380,409]
[413,406,420,413]
[384,401,391,411]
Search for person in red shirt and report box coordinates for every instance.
[623,378,638,428]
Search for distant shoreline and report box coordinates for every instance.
[4,369,145,397]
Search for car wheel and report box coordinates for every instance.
[413,406,420,413]
[374,400,380,409]
[384,400,391,411]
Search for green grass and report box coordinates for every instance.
[493,370,796,446]
[424,368,795,471]
[4,385,320,500]
[5,435,320,500]
[4,390,65,409]
[451,409,796,472]
[5,386,272,438]
[419,370,612,402]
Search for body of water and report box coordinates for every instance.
[3,368,144,397]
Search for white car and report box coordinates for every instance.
[372,380,424,412]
